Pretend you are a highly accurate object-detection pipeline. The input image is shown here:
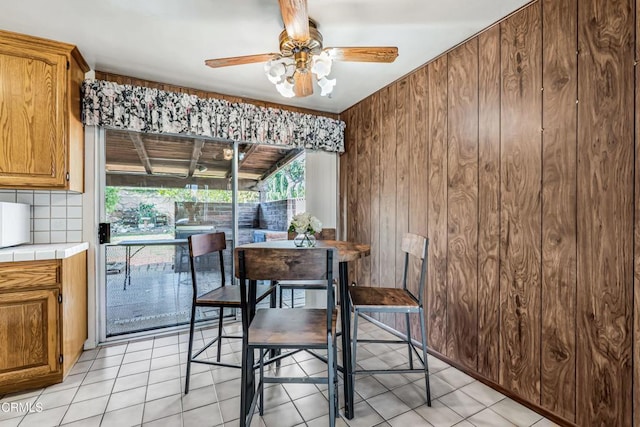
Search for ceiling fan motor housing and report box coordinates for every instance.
[279,19,323,71]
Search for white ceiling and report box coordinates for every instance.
[0,0,529,114]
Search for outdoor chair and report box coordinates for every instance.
[237,246,338,427]
[349,232,431,406]
[184,232,275,394]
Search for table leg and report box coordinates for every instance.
[269,283,278,360]
[240,279,257,426]
[240,343,254,427]
[123,246,130,291]
[339,261,354,419]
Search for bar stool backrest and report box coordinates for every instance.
[188,232,227,296]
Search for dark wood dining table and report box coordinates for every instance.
[234,239,370,421]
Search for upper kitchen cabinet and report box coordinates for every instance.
[0,30,89,192]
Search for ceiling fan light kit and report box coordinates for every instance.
[204,0,399,99]
[265,19,336,98]
[318,76,336,96]
[311,51,332,79]
[264,59,288,84]
[275,77,296,98]
[264,49,336,98]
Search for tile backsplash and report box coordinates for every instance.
[0,190,83,244]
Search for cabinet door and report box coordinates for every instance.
[0,288,61,387]
[0,45,67,188]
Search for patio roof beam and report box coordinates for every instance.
[258,149,303,182]
[106,173,258,191]
[129,133,153,175]
[226,144,259,179]
[187,139,205,178]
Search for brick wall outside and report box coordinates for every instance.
[258,199,305,231]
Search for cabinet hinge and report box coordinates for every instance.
[66,172,70,181]
[66,60,70,70]
[58,294,62,304]
[59,354,63,365]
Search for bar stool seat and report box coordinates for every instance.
[349,287,419,309]
[197,285,274,306]
[248,308,337,347]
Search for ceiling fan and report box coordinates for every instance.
[204,0,398,98]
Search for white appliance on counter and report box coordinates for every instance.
[0,202,30,248]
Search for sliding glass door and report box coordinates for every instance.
[97,129,304,341]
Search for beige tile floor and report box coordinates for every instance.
[0,318,558,427]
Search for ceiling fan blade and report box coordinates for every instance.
[294,71,313,97]
[278,0,309,42]
[324,47,399,63]
[204,53,279,68]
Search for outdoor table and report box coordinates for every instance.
[115,239,188,290]
[115,235,235,290]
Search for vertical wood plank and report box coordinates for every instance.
[396,78,411,323]
[346,106,359,281]
[577,0,634,424]
[477,25,501,382]
[370,92,381,291]
[540,0,577,421]
[446,40,479,370]
[408,67,429,334]
[369,93,382,321]
[427,56,448,354]
[409,67,429,240]
[357,98,372,286]
[379,85,397,327]
[499,4,542,403]
[635,0,640,425]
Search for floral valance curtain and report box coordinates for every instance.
[81,79,345,153]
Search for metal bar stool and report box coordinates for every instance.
[184,231,276,394]
[349,232,431,406]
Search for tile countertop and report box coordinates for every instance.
[0,242,89,263]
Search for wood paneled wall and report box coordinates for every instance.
[339,0,637,425]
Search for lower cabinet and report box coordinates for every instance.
[0,251,87,394]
